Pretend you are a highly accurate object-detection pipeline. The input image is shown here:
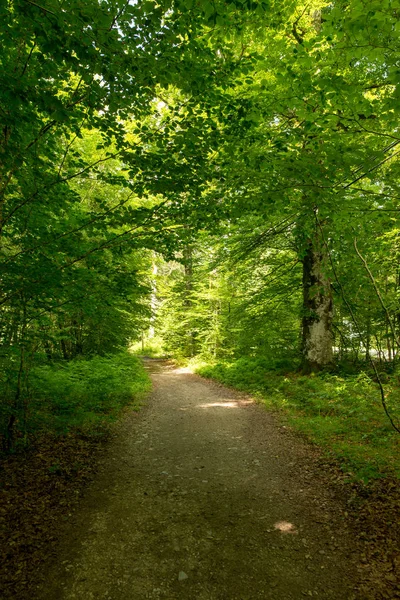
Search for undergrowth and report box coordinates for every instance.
[30,351,151,434]
[194,357,400,483]
[1,351,151,449]
[130,336,166,358]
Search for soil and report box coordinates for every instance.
[32,360,361,600]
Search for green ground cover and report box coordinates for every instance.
[130,337,166,358]
[195,358,400,483]
[1,351,151,448]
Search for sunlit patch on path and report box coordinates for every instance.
[274,521,298,534]
[198,401,240,409]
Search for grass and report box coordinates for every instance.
[194,357,400,483]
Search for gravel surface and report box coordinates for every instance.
[35,359,358,600]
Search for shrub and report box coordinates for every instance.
[2,351,151,444]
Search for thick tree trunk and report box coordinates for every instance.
[301,234,333,373]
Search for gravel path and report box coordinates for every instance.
[36,360,358,599]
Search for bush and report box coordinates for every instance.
[7,352,151,442]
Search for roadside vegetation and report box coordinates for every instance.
[29,352,150,435]
[1,350,151,452]
[194,358,400,483]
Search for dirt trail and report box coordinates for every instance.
[36,360,358,600]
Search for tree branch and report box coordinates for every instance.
[22,0,56,15]
[353,238,400,349]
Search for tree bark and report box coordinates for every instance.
[301,233,333,372]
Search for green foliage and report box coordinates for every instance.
[0,352,150,446]
[2,0,400,461]
[30,352,151,433]
[197,359,400,482]
[130,336,166,358]
[0,0,232,444]
[154,233,302,361]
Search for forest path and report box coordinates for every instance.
[36,360,358,600]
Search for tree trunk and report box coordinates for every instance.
[149,262,157,339]
[301,234,333,373]
[183,243,196,357]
